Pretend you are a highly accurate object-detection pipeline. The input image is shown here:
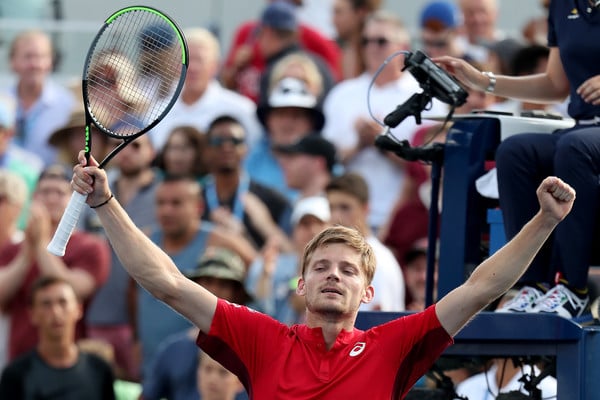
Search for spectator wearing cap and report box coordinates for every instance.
[246,196,331,325]
[148,28,262,151]
[245,76,326,202]
[419,0,465,59]
[142,247,250,400]
[323,10,447,231]
[0,95,42,229]
[255,1,337,106]
[201,115,292,250]
[273,135,338,199]
[220,0,342,103]
[48,108,115,170]
[0,164,111,362]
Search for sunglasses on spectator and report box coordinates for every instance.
[361,36,391,47]
[209,136,245,147]
[423,39,450,48]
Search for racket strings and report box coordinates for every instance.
[85,9,185,138]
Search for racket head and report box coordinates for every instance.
[82,6,188,141]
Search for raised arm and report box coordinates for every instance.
[433,47,570,104]
[436,176,575,337]
[70,152,217,333]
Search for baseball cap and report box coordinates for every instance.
[273,135,337,172]
[420,1,461,32]
[140,23,176,50]
[256,77,325,130]
[260,1,298,32]
[185,247,252,302]
[291,196,330,225]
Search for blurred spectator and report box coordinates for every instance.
[274,135,338,199]
[325,172,405,311]
[402,238,438,311]
[419,0,465,58]
[484,37,526,76]
[322,10,447,231]
[137,176,256,378]
[142,247,250,400]
[255,1,338,106]
[220,0,341,103]
[149,28,262,151]
[4,30,76,166]
[202,115,292,250]
[153,125,209,180]
[521,0,550,45]
[81,133,160,382]
[0,276,115,399]
[0,165,110,362]
[0,95,42,229]
[245,77,326,202]
[197,352,244,400]
[48,108,116,169]
[246,196,331,325]
[268,52,325,98]
[458,0,504,63]
[332,0,382,79]
[0,169,28,371]
[296,0,336,38]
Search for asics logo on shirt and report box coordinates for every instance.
[349,342,366,357]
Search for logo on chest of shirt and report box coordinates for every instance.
[349,342,366,357]
[568,8,580,19]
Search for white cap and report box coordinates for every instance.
[291,196,330,225]
[268,77,317,109]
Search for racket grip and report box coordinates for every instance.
[47,191,88,256]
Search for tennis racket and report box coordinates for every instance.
[47,6,188,256]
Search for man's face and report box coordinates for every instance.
[362,20,406,74]
[10,33,53,86]
[297,243,373,316]
[197,353,242,400]
[266,107,314,146]
[421,28,457,58]
[277,152,317,190]
[196,276,238,303]
[34,178,71,223]
[114,135,155,177]
[207,122,247,174]
[460,0,497,42]
[326,190,367,230]
[185,39,218,93]
[155,180,201,238]
[333,0,364,40]
[30,282,82,341]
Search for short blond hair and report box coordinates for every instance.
[301,225,376,284]
[184,27,221,61]
[269,53,324,97]
[0,169,28,207]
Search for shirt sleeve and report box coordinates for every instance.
[0,362,25,399]
[197,299,289,382]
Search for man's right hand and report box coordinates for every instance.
[72,151,111,208]
[536,176,576,224]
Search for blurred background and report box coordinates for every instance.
[0,0,547,85]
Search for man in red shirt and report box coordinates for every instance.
[71,149,575,399]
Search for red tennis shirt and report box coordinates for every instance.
[197,299,453,399]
